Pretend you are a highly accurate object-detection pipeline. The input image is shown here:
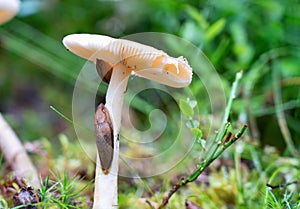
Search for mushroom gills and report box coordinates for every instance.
[94,104,114,174]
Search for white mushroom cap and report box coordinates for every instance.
[63,34,193,88]
[0,0,20,25]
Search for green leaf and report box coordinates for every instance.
[191,128,203,139]
[184,5,208,29]
[191,127,205,150]
[205,18,226,42]
[180,99,194,118]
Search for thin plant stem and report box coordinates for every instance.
[157,71,246,209]
[234,143,244,206]
[272,63,299,157]
[157,125,247,209]
[120,156,155,197]
[50,106,74,125]
[205,71,242,157]
[222,72,243,126]
[186,125,247,184]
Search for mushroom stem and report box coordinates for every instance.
[93,65,130,209]
[0,113,39,188]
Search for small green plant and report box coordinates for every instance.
[37,173,93,208]
[157,71,247,208]
[0,196,8,209]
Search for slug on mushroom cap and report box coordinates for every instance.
[62,34,192,87]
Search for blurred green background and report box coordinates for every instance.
[1,0,300,208]
[1,0,299,149]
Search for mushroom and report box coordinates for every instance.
[0,113,39,188]
[0,0,20,25]
[62,34,192,209]
[0,0,39,189]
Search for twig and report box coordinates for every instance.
[158,182,181,209]
[267,181,298,190]
[0,113,39,188]
[157,125,247,209]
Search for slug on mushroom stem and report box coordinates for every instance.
[94,103,114,175]
[62,33,192,209]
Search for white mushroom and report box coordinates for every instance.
[0,0,39,189]
[62,34,192,209]
[0,0,19,25]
